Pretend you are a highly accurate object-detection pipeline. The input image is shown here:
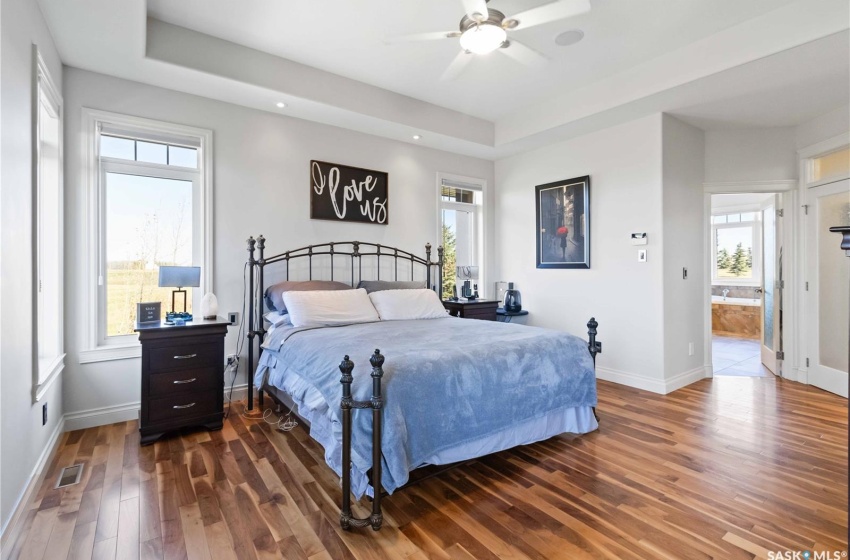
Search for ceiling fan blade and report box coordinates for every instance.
[508,0,590,30]
[440,51,473,81]
[461,0,489,20]
[383,31,459,44]
[499,40,549,68]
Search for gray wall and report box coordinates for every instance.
[61,68,495,423]
[494,115,668,392]
[661,115,706,382]
[0,0,65,533]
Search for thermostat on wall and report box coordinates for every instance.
[631,233,647,245]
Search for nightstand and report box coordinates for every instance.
[135,318,230,445]
[442,299,499,321]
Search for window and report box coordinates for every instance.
[712,211,761,285]
[438,174,485,300]
[80,110,212,362]
[33,49,64,400]
[811,146,849,184]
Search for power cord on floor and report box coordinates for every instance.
[227,398,298,432]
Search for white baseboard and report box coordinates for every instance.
[664,366,708,394]
[597,365,707,395]
[596,366,667,394]
[63,402,140,432]
[0,417,65,555]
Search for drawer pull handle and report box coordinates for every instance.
[173,378,197,385]
[173,403,196,409]
[173,353,197,360]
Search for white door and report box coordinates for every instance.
[806,179,849,397]
[760,195,782,375]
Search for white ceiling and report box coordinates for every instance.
[36,0,850,158]
[147,0,801,122]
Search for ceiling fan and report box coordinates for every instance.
[385,0,591,80]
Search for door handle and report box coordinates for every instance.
[172,402,196,409]
[173,378,196,385]
[173,353,197,360]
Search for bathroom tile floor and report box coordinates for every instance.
[712,335,774,377]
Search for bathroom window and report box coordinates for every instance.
[712,212,761,286]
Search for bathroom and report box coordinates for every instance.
[709,193,781,377]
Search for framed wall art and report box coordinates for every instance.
[310,160,388,225]
[535,175,590,269]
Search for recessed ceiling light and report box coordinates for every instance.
[276,102,286,108]
[554,29,584,47]
[412,135,422,140]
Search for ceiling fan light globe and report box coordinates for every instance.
[459,23,507,55]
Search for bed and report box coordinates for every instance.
[244,237,601,531]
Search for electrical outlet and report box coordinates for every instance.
[682,267,688,279]
[688,342,694,356]
[42,403,48,426]
[228,312,240,326]
[227,354,238,367]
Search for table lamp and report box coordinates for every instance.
[158,266,201,316]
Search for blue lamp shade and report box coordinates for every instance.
[158,266,201,288]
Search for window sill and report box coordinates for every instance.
[34,354,65,402]
[79,344,141,364]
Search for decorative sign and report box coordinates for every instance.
[136,302,162,325]
[310,160,388,225]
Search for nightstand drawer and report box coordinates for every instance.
[149,342,219,373]
[149,390,219,424]
[149,368,220,397]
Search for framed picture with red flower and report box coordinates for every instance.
[535,175,590,269]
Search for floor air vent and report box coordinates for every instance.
[55,464,83,488]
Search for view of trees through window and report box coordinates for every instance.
[713,212,757,279]
[441,223,456,300]
[105,173,193,335]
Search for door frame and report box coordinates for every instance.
[797,132,850,387]
[702,180,799,379]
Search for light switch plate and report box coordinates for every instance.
[638,249,647,262]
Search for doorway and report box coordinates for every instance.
[708,193,783,377]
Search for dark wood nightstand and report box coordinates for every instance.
[135,318,230,445]
[442,299,499,321]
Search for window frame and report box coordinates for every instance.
[32,47,64,402]
[79,109,214,363]
[436,172,486,298]
[711,209,762,287]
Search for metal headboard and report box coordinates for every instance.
[244,236,444,410]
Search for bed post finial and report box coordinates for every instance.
[587,317,601,366]
[425,243,432,262]
[247,236,256,263]
[257,235,265,260]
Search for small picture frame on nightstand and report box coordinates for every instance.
[136,302,161,326]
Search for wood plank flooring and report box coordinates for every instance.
[5,377,848,559]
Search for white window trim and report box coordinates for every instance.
[32,46,64,402]
[711,208,762,287]
[78,109,214,363]
[436,172,487,296]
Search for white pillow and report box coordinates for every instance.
[264,311,290,327]
[283,288,380,328]
[369,289,448,321]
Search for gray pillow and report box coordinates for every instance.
[357,280,426,294]
[264,280,351,312]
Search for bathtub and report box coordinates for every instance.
[712,297,761,338]
[711,295,761,306]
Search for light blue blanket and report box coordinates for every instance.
[256,318,597,494]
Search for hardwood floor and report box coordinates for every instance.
[5,377,848,560]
